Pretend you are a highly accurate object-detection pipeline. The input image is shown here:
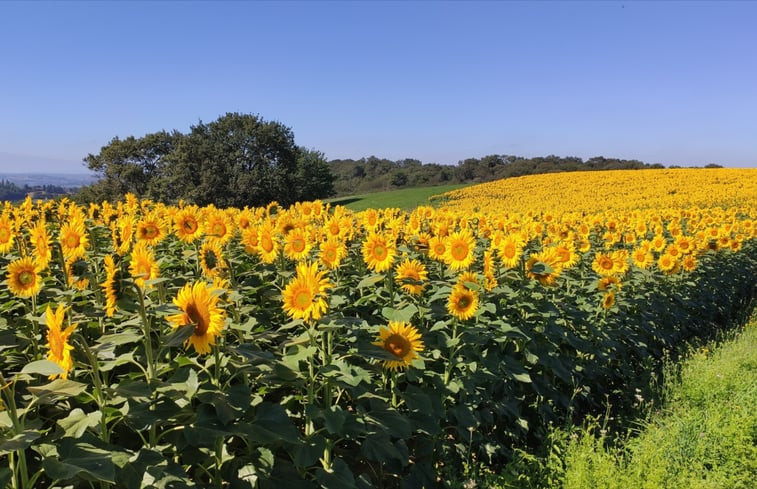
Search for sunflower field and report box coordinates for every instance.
[0,168,755,488]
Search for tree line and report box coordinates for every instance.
[0,180,72,202]
[75,112,724,206]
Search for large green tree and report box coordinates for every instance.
[78,113,335,207]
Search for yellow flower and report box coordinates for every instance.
[601,291,616,310]
[45,304,77,379]
[257,221,280,264]
[6,257,42,298]
[203,209,234,244]
[657,253,678,274]
[362,233,396,273]
[0,214,16,254]
[129,242,160,289]
[319,237,347,270]
[447,284,479,321]
[281,262,332,322]
[100,255,121,317]
[427,235,448,262]
[394,259,428,296]
[59,218,88,259]
[631,247,654,269]
[592,253,616,277]
[373,321,424,370]
[525,249,563,286]
[598,276,622,292]
[174,206,203,243]
[682,254,697,272]
[283,227,313,261]
[497,234,523,269]
[199,239,227,279]
[166,281,226,354]
[136,213,166,246]
[443,229,476,271]
[30,220,52,269]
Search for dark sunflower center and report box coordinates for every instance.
[457,295,471,309]
[295,289,312,308]
[187,303,208,336]
[451,243,467,260]
[143,225,158,238]
[213,223,225,236]
[204,251,218,269]
[18,270,34,286]
[385,334,411,358]
[373,245,386,259]
[65,234,80,248]
[0,228,9,242]
[261,236,274,252]
[183,219,197,232]
[503,243,516,258]
[292,238,305,252]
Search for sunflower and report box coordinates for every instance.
[30,220,52,269]
[447,284,479,321]
[257,221,280,264]
[111,216,134,256]
[373,321,424,370]
[554,242,579,269]
[65,256,90,290]
[203,210,234,245]
[6,257,42,298]
[601,291,616,310]
[631,247,654,269]
[427,236,448,262]
[281,262,332,322]
[241,226,259,254]
[611,249,629,275]
[444,229,476,271]
[681,254,698,272]
[59,219,88,259]
[598,276,622,291]
[394,259,428,296]
[199,239,227,279]
[319,237,347,270]
[166,281,226,355]
[482,249,497,291]
[129,241,160,289]
[0,214,15,254]
[362,233,396,273]
[675,235,695,254]
[44,304,77,379]
[174,206,203,243]
[283,227,313,261]
[136,213,166,246]
[657,253,678,274]
[100,255,123,317]
[525,249,563,286]
[497,234,523,269]
[592,253,616,277]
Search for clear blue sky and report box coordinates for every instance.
[1,0,756,173]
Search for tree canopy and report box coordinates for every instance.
[79,113,335,207]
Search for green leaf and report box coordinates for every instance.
[322,405,348,434]
[361,434,402,463]
[20,359,63,376]
[512,372,532,383]
[0,430,41,455]
[57,409,102,439]
[381,303,418,323]
[42,439,118,483]
[529,261,553,275]
[0,467,10,488]
[357,274,384,289]
[164,324,195,347]
[28,379,87,401]
[292,434,326,467]
[314,458,356,489]
[246,402,300,444]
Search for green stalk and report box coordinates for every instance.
[76,335,110,443]
[0,375,29,489]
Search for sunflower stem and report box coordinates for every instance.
[29,294,40,359]
[133,283,156,382]
[76,334,110,443]
[1,374,30,489]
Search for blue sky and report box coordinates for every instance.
[1,1,756,173]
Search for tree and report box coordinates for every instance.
[294,148,335,202]
[82,131,181,202]
[78,113,335,207]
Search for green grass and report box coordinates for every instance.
[554,318,757,489]
[458,316,757,489]
[325,183,469,211]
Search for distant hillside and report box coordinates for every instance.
[328,155,718,197]
[0,173,97,201]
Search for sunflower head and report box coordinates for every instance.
[447,284,479,321]
[394,259,428,296]
[45,304,77,379]
[281,262,332,322]
[362,233,396,273]
[167,281,226,355]
[7,257,42,298]
[373,321,424,370]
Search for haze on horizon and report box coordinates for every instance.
[1,0,756,174]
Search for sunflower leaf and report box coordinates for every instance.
[164,324,195,347]
[20,360,63,376]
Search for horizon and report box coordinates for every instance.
[2,1,757,172]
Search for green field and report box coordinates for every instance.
[325,183,469,211]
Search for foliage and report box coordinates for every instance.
[0,169,755,488]
[78,113,336,208]
[328,154,665,197]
